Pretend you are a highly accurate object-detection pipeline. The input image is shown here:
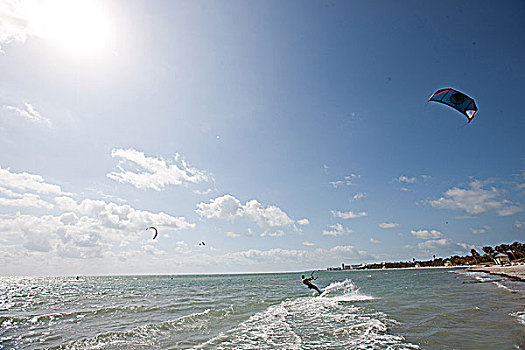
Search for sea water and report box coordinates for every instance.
[1,269,524,349]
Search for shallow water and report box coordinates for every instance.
[1,269,523,349]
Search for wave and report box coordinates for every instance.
[194,279,417,350]
[510,311,525,326]
[320,279,376,301]
[51,308,228,349]
[456,271,521,293]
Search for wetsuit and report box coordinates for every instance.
[302,277,322,294]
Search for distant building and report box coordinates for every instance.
[494,253,510,265]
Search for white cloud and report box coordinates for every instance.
[142,244,166,256]
[370,238,380,244]
[410,229,443,240]
[303,241,315,246]
[0,192,195,260]
[469,225,491,234]
[196,194,296,232]
[55,197,195,231]
[297,218,310,225]
[331,210,367,219]
[3,103,52,126]
[226,231,241,238]
[227,245,369,265]
[378,222,398,229]
[428,181,523,216]
[351,192,367,201]
[243,200,295,228]
[193,188,214,195]
[397,175,417,184]
[0,167,63,195]
[417,238,451,250]
[514,220,525,230]
[329,173,360,188]
[195,194,242,221]
[0,1,34,49]
[456,242,476,252]
[0,192,53,209]
[322,223,354,236]
[174,241,190,253]
[395,175,431,184]
[264,230,284,237]
[107,148,211,191]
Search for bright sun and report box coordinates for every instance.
[30,0,113,57]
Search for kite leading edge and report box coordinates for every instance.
[428,88,477,123]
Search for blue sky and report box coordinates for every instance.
[1,0,524,275]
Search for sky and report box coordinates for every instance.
[1,0,524,276]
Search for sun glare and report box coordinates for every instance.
[31,0,113,58]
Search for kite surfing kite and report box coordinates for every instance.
[428,88,477,123]
[147,226,158,240]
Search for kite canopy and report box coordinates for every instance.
[428,88,477,122]
[147,226,158,240]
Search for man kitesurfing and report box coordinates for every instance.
[301,272,322,295]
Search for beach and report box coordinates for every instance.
[468,265,525,282]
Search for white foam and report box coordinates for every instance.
[194,279,417,349]
[510,311,525,326]
[320,278,376,301]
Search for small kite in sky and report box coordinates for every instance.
[199,241,205,246]
[428,88,478,123]
[147,226,158,240]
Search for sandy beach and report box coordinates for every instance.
[468,265,525,282]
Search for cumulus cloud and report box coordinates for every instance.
[0,167,63,195]
[107,148,212,191]
[227,245,369,265]
[378,222,398,229]
[55,197,195,231]
[514,220,525,230]
[0,192,53,209]
[0,193,194,260]
[0,168,67,210]
[297,218,310,225]
[195,194,296,233]
[322,223,354,236]
[370,238,380,244]
[395,175,431,184]
[397,175,417,184]
[142,244,166,256]
[351,192,367,201]
[331,210,367,219]
[329,173,360,188]
[226,231,241,238]
[0,0,34,50]
[195,194,242,220]
[303,241,315,246]
[428,181,523,216]
[410,229,443,240]
[469,225,491,234]
[417,238,451,250]
[3,103,52,126]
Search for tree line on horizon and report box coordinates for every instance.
[363,241,525,269]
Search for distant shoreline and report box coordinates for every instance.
[468,265,525,282]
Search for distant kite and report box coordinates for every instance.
[199,241,205,246]
[147,226,158,240]
[428,88,477,123]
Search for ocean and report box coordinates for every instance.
[1,268,524,349]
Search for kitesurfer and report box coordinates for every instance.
[301,273,322,294]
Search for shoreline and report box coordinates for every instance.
[467,265,525,282]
